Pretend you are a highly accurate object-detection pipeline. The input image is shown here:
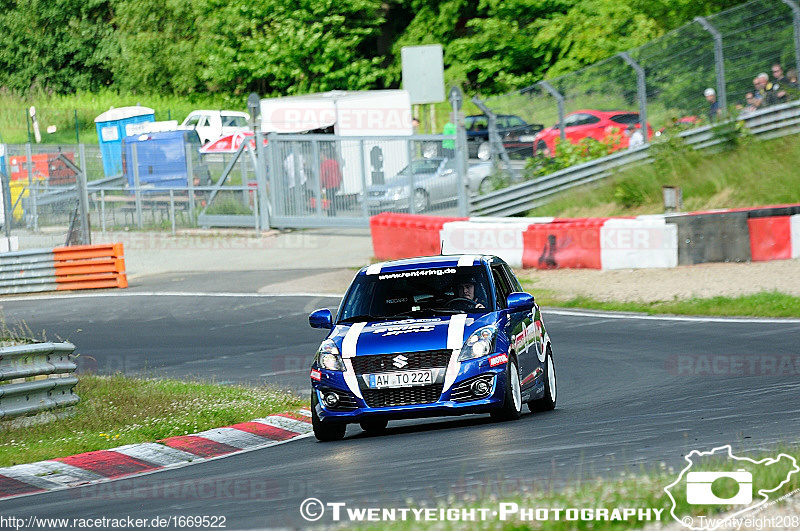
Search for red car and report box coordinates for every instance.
[533,110,653,156]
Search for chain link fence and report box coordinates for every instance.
[486,0,800,156]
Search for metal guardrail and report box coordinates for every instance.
[0,342,79,421]
[472,101,800,217]
[0,244,127,295]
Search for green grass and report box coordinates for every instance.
[360,446,800,530]
[0,89,240,145]
[531,133,800,218]
[0,374,305,468]
[524,287,800,318]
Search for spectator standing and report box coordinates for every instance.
[320,148,342,216]
[704,88,721,122]
[771,63,789,103]
[756,72,780,107]
[442,118,456,158]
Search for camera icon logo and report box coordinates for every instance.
[686,469,753,505]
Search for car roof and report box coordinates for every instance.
[357,254,504,275]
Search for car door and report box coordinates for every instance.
[494,263,537,391]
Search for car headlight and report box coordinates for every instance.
[315,339,345,371]
[458,326,497,362]
[387,186,409,200]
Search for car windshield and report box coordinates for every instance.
[337,265,492,323]
[396,159,443,176]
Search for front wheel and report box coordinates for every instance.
[528,345,557,412]
[312,392,347,442]
[491,358,522,421]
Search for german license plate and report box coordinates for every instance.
[368,370,432,389]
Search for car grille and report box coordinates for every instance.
[362,383,444,408]
[368,191,384,197]
[351,349,451,374]
[450,374,495,402]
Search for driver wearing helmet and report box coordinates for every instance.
[454,277,485,308]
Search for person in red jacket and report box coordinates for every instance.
[320,148,342,215]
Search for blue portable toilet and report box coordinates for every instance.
[95,106,155,177]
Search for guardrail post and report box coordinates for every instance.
[782,0,800,74]
[100,189,106,233]
[539,82,566,142]
[619,52,649,143]
[472,96,513,173]
[169,189,176,235]
[255,130,271,229]
[132,142,143,229]
[25,143,38,231]
[359,139,369,218]
[77,144,91,244]
[695,16,728,113]
[0,149,11,237]
[406,138,416,215]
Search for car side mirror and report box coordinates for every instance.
[309,308,333,329]
[507,292,535,312]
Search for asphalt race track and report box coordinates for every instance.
[1,273,800,528]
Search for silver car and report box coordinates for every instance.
[364,157,493,213]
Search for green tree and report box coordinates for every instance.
[0,0,115,93]
[199,0,386,96]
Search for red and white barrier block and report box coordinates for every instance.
[0,409,311,500]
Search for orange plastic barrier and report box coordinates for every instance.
[522,219,608,269]
[370,213,467,261]
[748,216,791,261]
[52,243,128,290]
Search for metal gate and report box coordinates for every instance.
[263,133,468,229]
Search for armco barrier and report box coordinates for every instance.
[370,213,466,261]
[0,342,79,421]
[0,243,127,295]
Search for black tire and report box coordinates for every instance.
[529,345,557,412]
[478,177,493,195]
[491,358,522,421]
[311,392,347,442]
[359,419,389,433]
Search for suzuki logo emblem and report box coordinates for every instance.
[392,355,408,369]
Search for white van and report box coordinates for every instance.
[180,110,250,144]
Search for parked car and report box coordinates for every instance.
[179,110,250,145]
[308,254,557,441]
[465,114,543,160]
[533,110,654,156]
[364,157,493,213]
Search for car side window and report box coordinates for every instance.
[491,265,513,309]
[508,116,526,128]
[502,264,523,292]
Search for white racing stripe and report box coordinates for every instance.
[341,322,367,358]
[457,255,479,267]
[342,358,364,400]
[443,314,468,392]
[366,262,384,275]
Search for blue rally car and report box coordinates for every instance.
[308,254,557,441]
